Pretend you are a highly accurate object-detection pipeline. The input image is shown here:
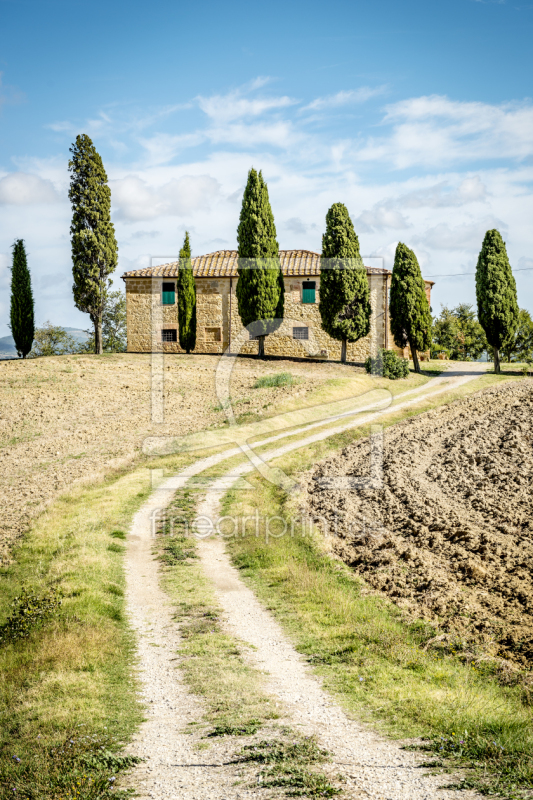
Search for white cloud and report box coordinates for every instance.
[397,176,488,208]
[285,217,318,236]
[47,102,192,140]
[39,271,70,295]
[416,217,507,251]
[0,173,62,205]
[198,87,296,124]
[138,132,204,166]
[357,95,533,168]
[111,174,221,221]
[368,241,400,272]
[303,87,387,111]
[206,120,298,149]
[3,80,533,326]
[353,206,410,233]
[194,82,301,151]
[129,229,161,240]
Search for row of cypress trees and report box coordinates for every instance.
[233,168,429,368]
[230,167,519,374]
[389,229,520,375]
[233,171,374,364]
[8,135,519,373]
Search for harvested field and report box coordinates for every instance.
[305,379,533,666]
[0,353,347,564]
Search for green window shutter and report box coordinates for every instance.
[162,282,175,305]
[302,281,316,303]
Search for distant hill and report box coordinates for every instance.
[0,328,90,355]
[0,336,16,354]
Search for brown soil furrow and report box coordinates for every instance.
[305,379,533,665]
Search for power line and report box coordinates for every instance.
[424,267,533,278]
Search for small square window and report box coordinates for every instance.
[162,329,177,342]
[293,327,309,340]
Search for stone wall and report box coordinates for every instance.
[125,272,405,362]
[125,277,182,354]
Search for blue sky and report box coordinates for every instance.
[1,0,533,331]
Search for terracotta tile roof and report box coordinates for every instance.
[121,250,393,279]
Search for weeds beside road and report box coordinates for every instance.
[0,462,161,799]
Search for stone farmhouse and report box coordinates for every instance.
[121,250,434,362]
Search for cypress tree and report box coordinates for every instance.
[236,168,284,358]
[68,134,118,355]
[9,239,34,359]
[389,242,432,373]
[475,229,518,374]
[177,231,196,354]
[319,203,371,363]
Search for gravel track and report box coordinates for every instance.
[196,491,480,800]
[124,363,487,799]
[123,486,272,800]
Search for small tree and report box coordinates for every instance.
[319,203,371,363]
[432,304,487,360]
[68,134,118,355]
[236,168,284,359]
[9,239,34,359]
[177,231,196,354]
[389,242,432,373]
[501,308,533,363]
[475,229,519,374]
[77,290,127,353]
[28,322,78,358]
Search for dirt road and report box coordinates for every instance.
[124,362,489,799]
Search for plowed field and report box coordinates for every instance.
[305,379,533,665]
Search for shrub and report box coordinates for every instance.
[28,322,79,358]
[0,587,62,645]
[364,349,410,380]
[253,372,297,388]
[0,731,141,800]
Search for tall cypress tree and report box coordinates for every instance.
[9,239,34,359]
[389,242,432,373]
[68,134,118,355]
[475,229,518,374]
[236,168,284,358]
[177,231,196,354]
[319,203,371,364]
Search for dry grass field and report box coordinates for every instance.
[0,352,381,564]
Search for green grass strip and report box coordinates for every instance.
[0,466,155,799]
